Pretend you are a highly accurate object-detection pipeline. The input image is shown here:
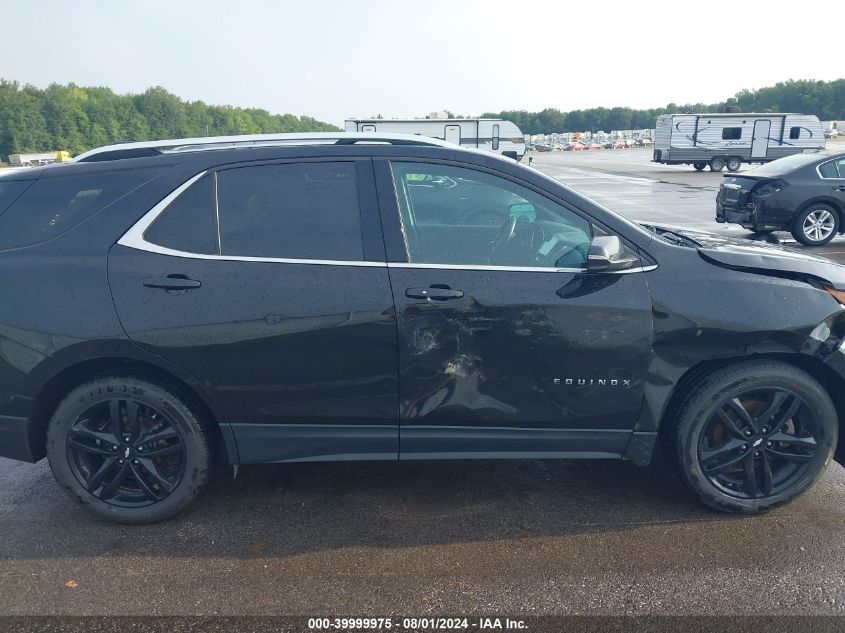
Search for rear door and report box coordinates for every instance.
[108,158,399,464]
[752,120,771,158]
[444,125,461,145]
[374,158,654,459]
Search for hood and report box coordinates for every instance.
[645,223,845,290]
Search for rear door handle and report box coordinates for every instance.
[405,286,464,301]
[143,276,202,290]
[837,186,845,192]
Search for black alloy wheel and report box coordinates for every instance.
[66,398,186,506]
[47,375,213,523]
[674,360,837,513]
[698,389,821,499]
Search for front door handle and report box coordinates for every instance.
[405,286,464,301]
[143,275,202,290]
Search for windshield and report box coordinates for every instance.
[748,152,824,176]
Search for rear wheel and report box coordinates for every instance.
[693,162,707,171]
[674,360,836,513]
[46,375,213,523]
[709,157,726,171]
[792,204,839,246]
[726,157,742,172]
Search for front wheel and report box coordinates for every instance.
[46,375,213,523]
[674,360,837,513]
[792,205,839,246]
[693,162,707,171]
[726,157,742,172]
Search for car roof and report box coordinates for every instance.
[74,132,463,162]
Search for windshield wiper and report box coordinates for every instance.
[641,224,700,247]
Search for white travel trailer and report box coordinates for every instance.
[652,112,825,171]
[7,152,65,167]
[344,118,525,161]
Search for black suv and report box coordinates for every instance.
[1,133,845,523]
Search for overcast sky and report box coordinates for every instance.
[1,1,841,125]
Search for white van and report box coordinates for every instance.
[344,118,525,161]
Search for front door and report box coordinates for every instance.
[374,159,654,459]
[109,159,398,464]
[752,120,771,158]
[444,125,461,145]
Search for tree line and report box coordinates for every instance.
[0,80,340,159]
[482,79,845,135]
[2,77,843,159]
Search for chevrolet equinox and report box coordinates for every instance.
[0,132,843,523]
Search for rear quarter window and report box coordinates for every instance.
[819,160,840,179]
[0,169,160,250]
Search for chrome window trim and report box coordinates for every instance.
[386,262,657,274]
[118,170,209,250]
[118,172,657,274]
[816,159,844,180]
[117,169,385,268]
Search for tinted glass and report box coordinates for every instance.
[145,175,217,254]
[217,162,363,260]
[819,160,840,178]
[789,126,801,140]
[722,127,742,140]
[390,161,592,268]
[0,169,158,250]
[0,179,35,216]
[750,153,822,176]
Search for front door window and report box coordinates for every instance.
[390,161,592,269]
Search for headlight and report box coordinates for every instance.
[754,180,786,197]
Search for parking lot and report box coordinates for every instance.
[2,146,845,617]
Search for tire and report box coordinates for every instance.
[791,204,839,246]
[726,157,742,172]
[673,360,837,513]
[709,157,726,171]
[46,375,213,524]
[693,162,707,171]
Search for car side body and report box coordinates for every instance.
[1,134,844,521]
[716,152,845,245]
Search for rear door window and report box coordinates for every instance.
[216,162,364,261]
[0,169,159,249]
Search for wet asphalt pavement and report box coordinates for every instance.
[2,146,845,618]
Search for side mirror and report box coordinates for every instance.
[587,236,639,272]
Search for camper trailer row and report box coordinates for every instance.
[344,118,525,161]
[652,113,825,171]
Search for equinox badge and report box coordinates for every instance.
[554,378,632,387]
